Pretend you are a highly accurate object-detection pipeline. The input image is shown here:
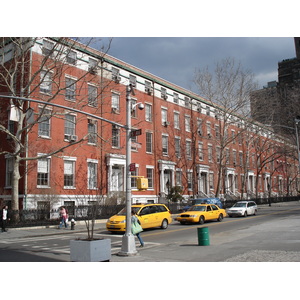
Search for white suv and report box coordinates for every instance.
[226,201,258,217]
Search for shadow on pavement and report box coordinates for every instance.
[0,248,65,262]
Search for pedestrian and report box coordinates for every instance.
[131,210,144,247]
[58,206,68,229]
[1,205,10,232]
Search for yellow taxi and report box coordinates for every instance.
[106,203,172,232]
[176,204,226,224]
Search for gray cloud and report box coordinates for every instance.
[104,37,296,91]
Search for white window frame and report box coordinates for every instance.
[87,159,98,190]
[38,108,51,138]
[63,157,76,189]
[65,77,76,101]
[37,155,50,188]
[88,84,97,107]
[40,70,52,94]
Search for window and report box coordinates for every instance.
[88,119,97,144]
[208,145,213,162]
[174,112,180,129]
[231,130,236,143]
[185,115,191,132]
[129,74,136,87]
[173,92,179,104]
[145,81,152,94]
[112,67,121,83]
[186,139,191,159]
[88,85,97,107]
[184,96,190,107]
[145,103,152,122]
[64,114,76,138]
[209,173,214,189]
[65,77,76,101]
[215,124,220,139]
[146,168,154,189]
[187,171,193,190]
[40,70,52,94]
[216,147,221,163]
[88,161,97,189]
[146,132,153,153]
[198,142,203,161]
[206,122,211,137]
[64,160,75,188]
[197,118,203,135]
[131,99,137,118]
[161,87,167,100]
[5,157,13,187]
[111,92,120,112]
[89,57,98,73]
[162,135,168,155]
[66,50,76,65]
[112,125,120,148]
[175,137,181,157]
[226,148,230,164]
[131,134,138,151]
[37,157,50,187]
[239,152,243,166]
[161,108,168,125]
[42,40,54,56]
[131,168,138,188]
[176,170,182,186]
[233,150,237,166]
[38,108,51,137]
[206,106,210,116]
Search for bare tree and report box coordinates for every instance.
[193,57,258,197]
[0,37,112,218]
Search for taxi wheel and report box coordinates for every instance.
[244,211,248,217]
[217,214,223,222]
[161,219,168,229]
[199,216,205,224]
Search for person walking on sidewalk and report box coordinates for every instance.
[58,206,68,229]
[1,205,10,232]
[131,210,144,247]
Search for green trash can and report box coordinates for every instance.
[197,227,210,246]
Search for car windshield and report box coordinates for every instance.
[233,203,246,208]
[117,207,140,216]
[188,205,206,211]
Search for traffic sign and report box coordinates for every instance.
[130,129,142,137]
[129,163,136,172]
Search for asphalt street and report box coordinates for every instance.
[1,201,300,262]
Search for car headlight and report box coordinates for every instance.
[189,215,198,218]
[120,219,126,223]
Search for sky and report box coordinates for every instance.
[102,37,296,92]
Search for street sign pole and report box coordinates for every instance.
[118,84,137,256]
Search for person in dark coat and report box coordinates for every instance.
[1,205,10,232]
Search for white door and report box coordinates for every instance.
[111,166,124,191]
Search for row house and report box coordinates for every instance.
[0,37,299,210]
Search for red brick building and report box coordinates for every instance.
[0,38,299,210]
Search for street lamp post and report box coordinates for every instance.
[294,118,300,175]
[118,84,137,256]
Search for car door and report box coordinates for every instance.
[138,206,152,228]
[205,205,215,220]
[247,202,254,215]
[211,205,220,220]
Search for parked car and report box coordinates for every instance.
[226,201,258,217]
[106,203,172,232]
[176,204,226,225]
